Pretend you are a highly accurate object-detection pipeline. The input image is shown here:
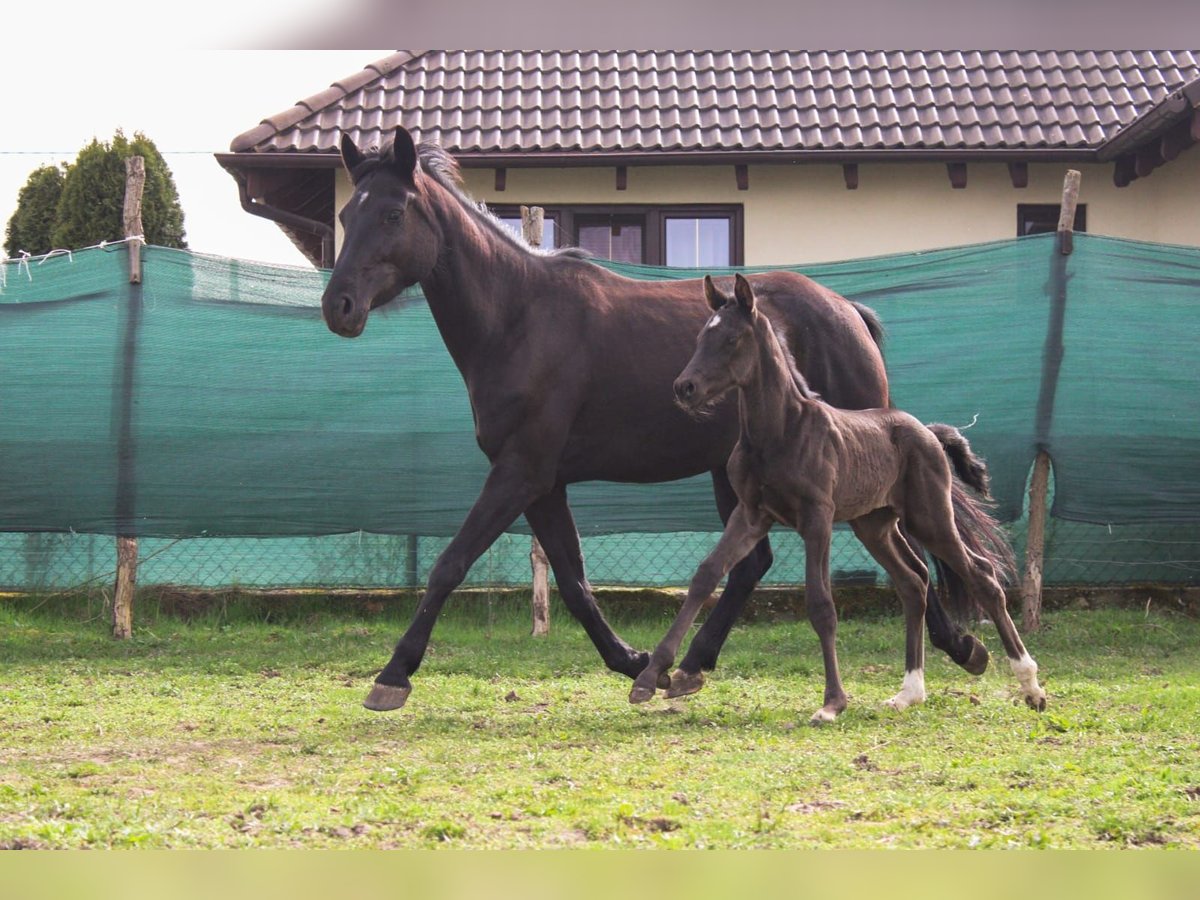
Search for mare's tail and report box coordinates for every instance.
[926,423,1017,625]
[850,301,885,351]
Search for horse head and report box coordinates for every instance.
[673,274,760,416]
[321,126,441,338]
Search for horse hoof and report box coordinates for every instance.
[656,670,672,691]
[363,683,411,712]
[809,707,839,726]
[628,684,657,704]
[963,637,990,676]
[665,669,705,699]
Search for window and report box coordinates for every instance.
[665,216,732,267]
[1017,204,1087,236]
[576,214,645,263]
[491,204,743,266]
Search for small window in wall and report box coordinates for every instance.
[576,215,646,264]
[665,216,732,267]
[1018,204,1087,236]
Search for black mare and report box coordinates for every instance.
[319,126,987,711]
[630,275,1046,722]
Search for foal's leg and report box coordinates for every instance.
[524,485,652,680]
[851,511,930,712]
[915,521,1047,712]
[365,457,546,711]
[630,504,771,704]
[671,468,774,697]
[799,514,849,724]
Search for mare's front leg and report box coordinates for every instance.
[364,457,547,712]
[630,504,771,703]
[800,514,849,724]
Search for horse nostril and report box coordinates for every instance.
[675,379,696,401]
[340,295,354,319]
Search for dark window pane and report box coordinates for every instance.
[577,218,644,263]
[666,218,731,267]
[1017,204,1086,236]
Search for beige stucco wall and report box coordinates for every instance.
[334,149,1200,265]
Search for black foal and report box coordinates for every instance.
[630,274,1046,723]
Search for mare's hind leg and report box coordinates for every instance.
[851,511,930,712]
[631,503,771,703]
[915,523,1046,711]
[671,468,774,698]
[525,485,653,681]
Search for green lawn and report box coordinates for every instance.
[1,594,1197,848]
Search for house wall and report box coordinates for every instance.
[334,149,1200,265]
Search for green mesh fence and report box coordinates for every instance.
[2,235,1199,591]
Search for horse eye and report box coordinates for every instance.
[385,209,404,224]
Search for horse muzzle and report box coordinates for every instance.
[672,376,712,418]
[321,292,369,338]
[673,376,699,406]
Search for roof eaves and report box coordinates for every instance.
[449,147,1102,167]
[228,51,419,153]
[1097,75,1200,160]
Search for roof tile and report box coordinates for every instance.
[230,50,1200,156]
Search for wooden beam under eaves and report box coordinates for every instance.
[735,165,749,191]
[1007,161,1029,189]
[1113,154,1136,187]
[1135,144,1163,178]
[1161,118,1193,162]
[947,162,967,189]
[494,168,507,192]
[842,163,859,190]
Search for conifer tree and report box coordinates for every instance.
[41,130,188,251]
[3,165,65,257]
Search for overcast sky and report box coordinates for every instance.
[3,1,1194,269]
[0,49,388,268]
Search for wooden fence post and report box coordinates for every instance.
[113,156,145,640]
[1020,168,1081,632]
[521,205,552,636]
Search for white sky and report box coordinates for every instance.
[0,50,390,268]
[3,3,1194,270]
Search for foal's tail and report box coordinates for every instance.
[927,423,989,496]
[927,423,1017,624]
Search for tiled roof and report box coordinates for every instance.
[230,50,1200,158]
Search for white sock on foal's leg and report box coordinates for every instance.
[885,668,926,711]
[1009,653,1047,709]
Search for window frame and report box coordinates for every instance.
[489,203,744,266]
[1017,203,1087,237]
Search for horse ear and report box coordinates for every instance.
[703,275,725,312]
[391,126,419,185]
[340,132,365,179]
[733,274,756,312]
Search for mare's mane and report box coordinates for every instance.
[353,139,589,262]
[772,324,820,402]
[741,307,820,403]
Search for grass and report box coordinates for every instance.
[0,592,1198,849]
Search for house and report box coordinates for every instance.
[217,51,1200,269]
